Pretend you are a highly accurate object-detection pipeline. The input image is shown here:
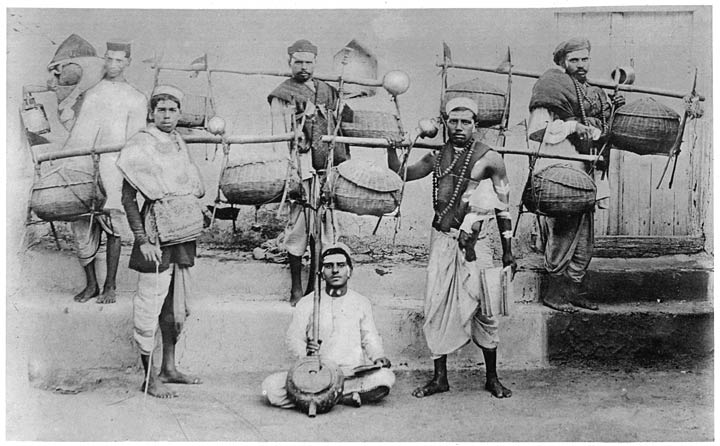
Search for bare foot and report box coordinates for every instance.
[74,286,99,303]
[158,370,202,385]
[140,379,178,399]
[485,376,512,398]
[412,377,449,398]
[96,287,116,304]
[542,296,577,313]
[568,294,599,311]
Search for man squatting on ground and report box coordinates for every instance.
[268,39,350,306]
[59,39,147,304]
[387,97,516,399]
[262,243,395,408]
[528,37,624,313]
[117,85,205,398]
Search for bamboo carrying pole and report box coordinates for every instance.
[320,135,600,163]
[436,62,705,101]
[34,132,296,163]
[149,61,384,88]
[36,131,599,164]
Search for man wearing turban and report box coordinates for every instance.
[61,39,148,304]
[387,97,516,399]
[268,39,350,306]
[527,37,624,312]
[118,85,205,398]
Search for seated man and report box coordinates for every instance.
[262,243,394,408]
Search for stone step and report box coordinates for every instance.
[12,248,713,305]
[9,289,712,382]
[545,300,714,364]
[8,248,712,381]
[518,254,712,304]
[7,289,548,376]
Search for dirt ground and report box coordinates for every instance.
[6,359,713,442]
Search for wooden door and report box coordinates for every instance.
[555,8,711,255]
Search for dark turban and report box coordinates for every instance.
[106,39,132,58]
[287,39,318,56]
[552,37,591,66]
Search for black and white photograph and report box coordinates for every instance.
[5,4,714,442]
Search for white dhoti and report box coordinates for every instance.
[71,213,120,267]
[284,179,337,257]
[98,152,124,211]
[261,368,395,409]
[424,227,500,358]
[133,265,191,355]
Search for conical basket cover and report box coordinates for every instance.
[535,164,595,191]
[614,97,680,120]
[336,159,403,192]
[49,34,97,67]
[333,39,378,98]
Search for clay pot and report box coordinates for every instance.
[382,70,410,96]
[206,116,226,135]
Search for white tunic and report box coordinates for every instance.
[285,289,385,374]
[63,79,147,211]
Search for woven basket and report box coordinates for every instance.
[611,98,680,156]
[30,166,106,221]
[340,110,402,139]
[177,94,208,128]
[220,157,302,206]
[331,159,403,216]
[522,164,596,217]
[442,78,506,128]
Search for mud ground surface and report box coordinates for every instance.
[7,359,713,442]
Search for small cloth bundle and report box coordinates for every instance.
[330,159,403,216]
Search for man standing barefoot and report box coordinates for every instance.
[388,98,516,399]
[118,85,205,398]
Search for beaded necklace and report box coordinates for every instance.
[572,77,607,132]
[432,138,475,222]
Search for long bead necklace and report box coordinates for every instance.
[572,77,607,132]
[433,138,475,222]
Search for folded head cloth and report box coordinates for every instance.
[152,84,184,106]
[321,242,353,268]
[288,39,318,56]
[106,39,132,57]
[445,96,478,116]
[553,37,591,66]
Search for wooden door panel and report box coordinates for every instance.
[555,9,697,238]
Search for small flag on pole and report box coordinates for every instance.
[442,42,452,64]
[190,54,207,71]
